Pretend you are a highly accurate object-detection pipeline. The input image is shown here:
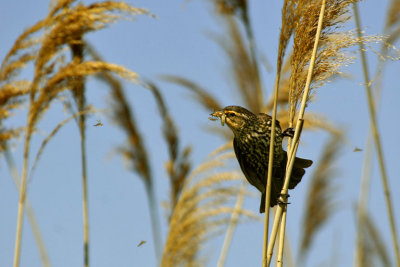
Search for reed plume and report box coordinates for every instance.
[146,82,192,220]
[94,64,163,262]
[299,135,342,262]
[214,17,262,112]
[357,211,392,267]
[0,1,148,266]
[162,144,259,266]
[162,75,222,112]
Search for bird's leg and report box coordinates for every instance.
[282,128,295,138]
[277,193,291,205]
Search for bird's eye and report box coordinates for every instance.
[227,112,236,117]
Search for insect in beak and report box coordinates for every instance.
[220,113,226,126]
[209,110,226,126]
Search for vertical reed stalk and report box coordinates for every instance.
[70,40,90,267]
[354,128,374,267]
[5,149,50,267]
[276,207,286,267]
[267,205,284,266]
[13,129,32,267]
[262,70,280,266]
[262,0,290,261]
[145,182,162,264]
[267,1,326,265]
[217,182,247,267]
[81,128,89,267]
[352,3,400,266]
[276,205,287,267]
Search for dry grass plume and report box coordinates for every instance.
[299,135,342,261]
[287,0,381,124]
[1,1,149,266]
[162,144,259,266]
[145,82,192,219]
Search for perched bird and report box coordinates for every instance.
[210,105,312,213]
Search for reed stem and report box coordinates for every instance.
[352,3,400,266]
[145,182,162,265]
[217,182,247,267]
[5,149,50,267]
[266,1,326,265]
[13,130,32,267]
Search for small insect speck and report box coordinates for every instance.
[353,147,363,152]
[93,120,103,127]
[137,240,146,247]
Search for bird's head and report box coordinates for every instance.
[210,106,255,134]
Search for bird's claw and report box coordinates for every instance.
[277,193,291,205]
[282,128,295,138]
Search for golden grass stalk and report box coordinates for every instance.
[282,226,295,267]
[275,212,297,267]
[276,206,287,267]
[266,1,327,266]
[299,135,341,263]
[4,148,50,267]
[352,3,400,266]
[69,37,90,267]
[354,130,374,267]
[217,181,247,267]
[262,1,299,263]
[14,134,37,266]
[162,146,259,266]
[145,82,192,219]
[354,1,400,265]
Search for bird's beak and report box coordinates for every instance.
[209,110,226,126]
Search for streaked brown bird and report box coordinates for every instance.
[210,105,312,213]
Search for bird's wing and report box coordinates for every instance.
[233,138,266,193]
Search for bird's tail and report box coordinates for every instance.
[285,152,313,189]
[259,152,312,213]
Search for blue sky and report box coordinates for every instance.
[1,0,399,266]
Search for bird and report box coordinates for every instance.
[210,105,312,213]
